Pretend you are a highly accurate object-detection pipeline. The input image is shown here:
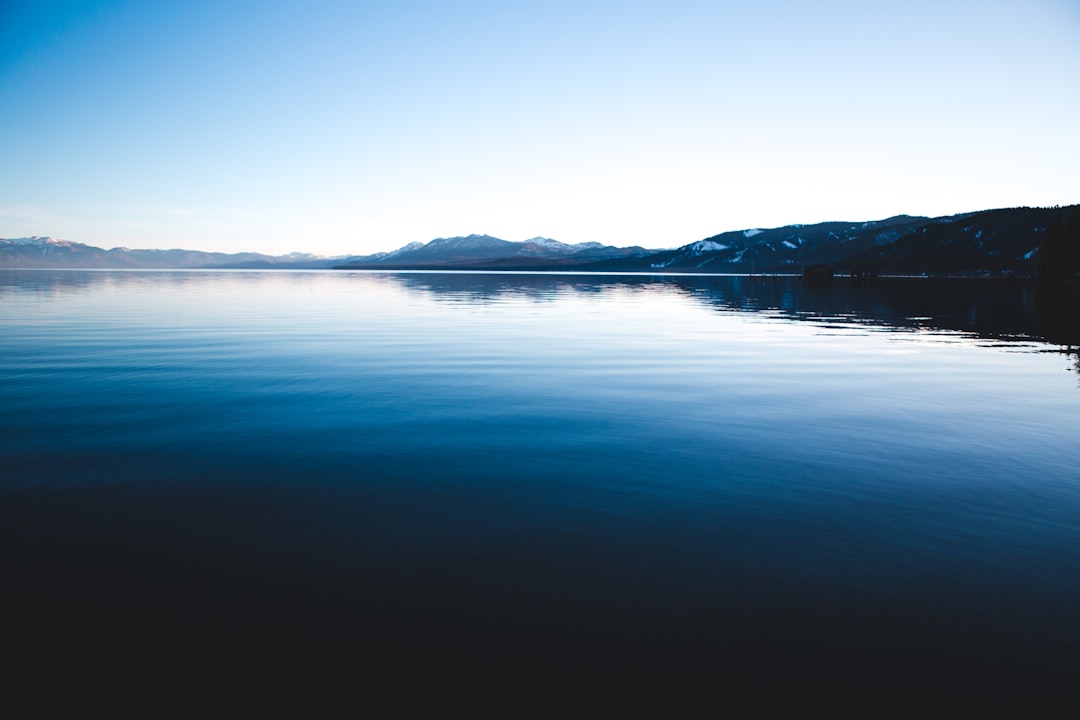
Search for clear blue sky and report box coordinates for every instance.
[2,0,1078,255]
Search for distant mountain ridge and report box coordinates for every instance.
[5,204,1078,276]
[340,234,649,268]
[616,215,944,273]
[0,236,342,269]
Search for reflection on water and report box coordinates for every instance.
[7,268,1073,345]
[1036,281,1080,377]
[380,270,1080,375]
[2,269,1079,701]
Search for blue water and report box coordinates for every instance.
[3,269,1079,699]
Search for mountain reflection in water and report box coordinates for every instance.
[387,271,1078,360]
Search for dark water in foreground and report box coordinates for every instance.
[3,270,1079,702]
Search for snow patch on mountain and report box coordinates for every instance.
[383,241,425,258]
[4,236,75,247]
[742,229,763,238]
[690,240,729,254]
[523,237,569,249]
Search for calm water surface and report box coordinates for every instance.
[3,269,1079,699]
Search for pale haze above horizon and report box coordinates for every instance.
[2,0,1078,256]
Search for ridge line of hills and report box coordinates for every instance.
[3,204,1078,277]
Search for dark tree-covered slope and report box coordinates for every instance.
[844,205,1080,276]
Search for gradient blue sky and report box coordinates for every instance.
[2,0,1078,255]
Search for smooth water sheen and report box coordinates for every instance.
[3,269,1079,698]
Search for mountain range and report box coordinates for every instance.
[4,204,1077,276]
[0,236,338,270]
[338,235,649,269]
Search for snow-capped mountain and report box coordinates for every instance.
[0,236,347,269]
[1,236,114,266]
[337,234,648,268]
[4,236,74,246]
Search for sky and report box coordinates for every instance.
[2,0,1079,256]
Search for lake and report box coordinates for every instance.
[3,269,1079,702]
